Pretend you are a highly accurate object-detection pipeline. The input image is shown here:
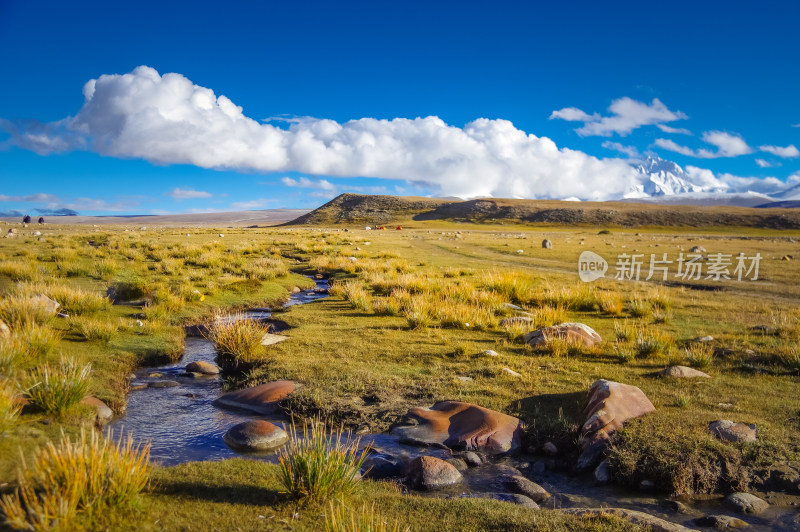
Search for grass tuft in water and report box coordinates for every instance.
[278,419,370,504]
[206,316,270,373]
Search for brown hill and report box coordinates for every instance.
[286,194,800,229]
[285,193,456,225]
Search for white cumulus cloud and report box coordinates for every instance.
[656,124,692,135]
[2,66,648,201]
[759,144,799,158]
[655,131,753,159]
[601,141,640,158]
[755,158,779,168]
[281,177,336,191]
[166,187,213,200]
[551,97,687,137]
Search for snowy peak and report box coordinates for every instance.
[626,155,723,197]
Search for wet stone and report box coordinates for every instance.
[223,420,289,452]
[725,492,769,515]
[694,515,749,529]
[445,458,468,471]
[462,451,483,467]
[185,361,219,375]
[501,475,550,503]
[406,456,462,490]
[149,380,180,389]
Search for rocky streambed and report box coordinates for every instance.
[109,281,800,531]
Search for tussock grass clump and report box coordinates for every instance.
[530,304,567,329]
[774,346,800,372]
[0,337,25,377]
[325,502,410,532]
[0,429,151,530]
[685,343,714,368]
[437,302,496,330]
[109,272,150,301]
[480,270,537,304]
[373,298,402,317]
[627,296,652,318]
[69,316,118,343]
[614,343,636,364]
[635,329,675,359]
[0,295,55,329]
[0,379,22,435]
[243,257,289,280]
[17,323,62,358]
[45,285,111,315]
[402,295,434,329]
[0,261,39,282]
[24,358,91,415]
[336,281,373,312]
[278,419,369,504]
[206,317,269,373]
[646,288,671,311]
[540,284,598,311]
[541,336,588,358]
[503,320,531,343]
[599,292,625,316]
[614,320,635,342]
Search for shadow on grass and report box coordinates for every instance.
[153,480,283,506]
[511,391,585,437]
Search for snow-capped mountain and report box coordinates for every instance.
[773,182,800,201]
[625,156,724,198]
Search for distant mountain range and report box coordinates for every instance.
[622,155,799,207]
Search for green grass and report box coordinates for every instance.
[2,221,800,528]
[69,459,647,531]
[278,419,369,503]
[24,357,91,415]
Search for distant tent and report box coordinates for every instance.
[38,217,45,224]
[22,215,31,223]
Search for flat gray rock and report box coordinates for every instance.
[725,492,769,515]
[660,365,711,378]
[709,420,757,443]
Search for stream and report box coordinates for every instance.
[109,279,799,531]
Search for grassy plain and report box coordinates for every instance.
[1,218,800,529]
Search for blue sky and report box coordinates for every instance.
[1,0,798,215]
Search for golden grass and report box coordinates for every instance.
[0,429,151,530]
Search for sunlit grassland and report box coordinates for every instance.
[1,220,800,528]
[68,459,646,532]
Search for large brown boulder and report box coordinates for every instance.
[213,380,296,415]
[577,380,656,470]
[395,401,523,454]
[524,322,602,348]
[406,456,462,489]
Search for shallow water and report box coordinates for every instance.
[109,279,799,531]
